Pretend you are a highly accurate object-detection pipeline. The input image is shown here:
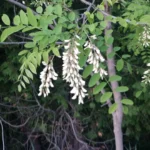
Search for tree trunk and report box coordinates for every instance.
[104,2,123,150]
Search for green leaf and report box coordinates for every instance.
[107,0,113,6]
[115,86,129,92]
[22,27,35,32]
[33,35,44,42]
[1,14,10,25]
[24,42,35,48]
[83,65,93,78]
[13,15,20,25]
[20,10,28,25]
[123,105,128,114]
[23,75,30,84]
[109,103,118,114]
[67,24,76,29]
[25,69,33,80]
[20,81,26,88]
[107,51,115,59]
[122,54,130,59]
[1,25,25,42]
[36,6,43,14]
[28,62,37,74]
[88,24,95,33]
[18,84,22,92]
[100,92,112,103]
[42,51,49,63]
[96,12,103,20]
[54,4,62,16]
[97,5,105,10]
[68,12,76,21]
[88,73,100,87]
[140,15,150,25]
[118,18,128,28]
[106,37,114,45]
[113,47,121,51]
[18,50,28,56]
[45,5,53,14]
[127,63,132,74]
[109,75,122,82]
[79,54,87,67]
[54,24,62,34]
[27,7,37,27]
[116,59,124,71]
[135,91,142,98]
[52,47,60,57]
[121,99,133,105]
[36,53,41,66]
[100,21,107,28]
[30,55,37,67]
[93,82,107,95]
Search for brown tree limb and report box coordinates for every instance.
[104,1,123,150]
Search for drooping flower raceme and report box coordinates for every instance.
[62,39,87,104]
[38,61,58,97]
[84,36,108,79]
[139,26,150,47]
[142,63,150,84]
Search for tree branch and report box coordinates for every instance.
[0,120,5,150]
[0,116,30,128]
[6,0,54,29]
[104,1,123,150]
[0,42,27,45]
[80,0,146,25]
[6,0,27,10]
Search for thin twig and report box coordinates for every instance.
[0,120,5,150]
[0,116,30,128]
[80,0,146,25]
[6,0,54,29]
[65,112,88,149]
[0,42,27,45]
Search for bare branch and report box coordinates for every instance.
[0,120,5,150]
[0,116,30,128]
[0,42,27,45]
[6,0,54,29]
[65,112,88,149]
[80,0,93,6]
[6,0,27,10]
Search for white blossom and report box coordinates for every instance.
[139,26,150,47]
[38,61,58,97]
[141,63,150,84]
[84,36,107,79]
[62,39,87,104]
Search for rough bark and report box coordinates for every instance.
[104,2,123,150]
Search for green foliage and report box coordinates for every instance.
[109,103,118,114]
[93,82,107,95]
[116,59,124,71]
[1,14,10,25]
[1,0,150,149]
[109,75,122,82]
[83,65,93,78]
[88,73,100,87]
[100,92,112,103]
[121,99,134,105]
[115,86,129,92]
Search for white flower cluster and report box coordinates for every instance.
[139,26,150,47]
[142,63,150,84]
[38,61,58,97]
[84,35,108,79]
[62,39,87,104]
